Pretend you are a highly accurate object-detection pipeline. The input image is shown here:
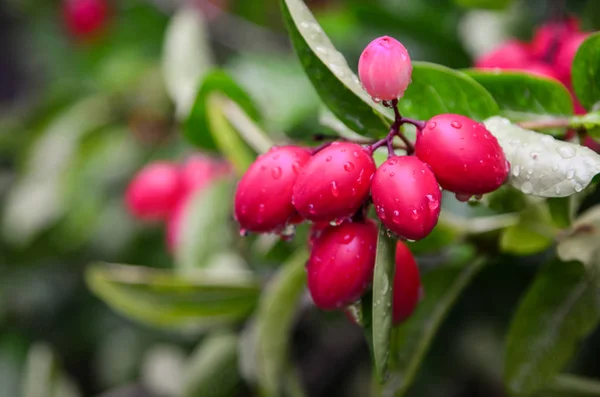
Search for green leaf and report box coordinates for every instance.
[572,32,600,111]
[384,255,486,396]
[279,0,391,138]
[182,332,240,397]
[86,263,260,332]
[162,5,213,119]
[454,0,514,9]
[484,117,600,197]
[400,63,499,121]
[500,203,556,256]
[253,249,309,397]
[372,225,396,383]
[184,69,262,153]
[175,179,236,272]
[548,197,573,229]
[22,343,80,397]
[465,70,574,124]
[504,260,600,396]
[570,112,600,139]
[557,205,600,269]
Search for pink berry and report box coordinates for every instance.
[292,142,376,222]
[531,17,580,60]
[358,36,412,101]
[475,40,532,70]
[393,241,422,325]
[371,156,442,241]
[125,162,182,221]
[234,146,311,233]
[415,114,509,196]
[180,155,231,198]
[555,32,589,84]
[307,220,378,310]
[63,0,109,39]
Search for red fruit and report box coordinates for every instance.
[475,40,532,70]
[392,241,421,325]
[63,0,109,39]
[415,114,509,195]
[371,156,441,241]
[125,162,182,221]
[531,17,580,59]
[234,146,311,233]
[358,36,412,101]
[307,220,378,310]
[555,32,589,83]
[293,142,376,222]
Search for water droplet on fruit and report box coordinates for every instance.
[373,97,381,103]
[474,194,483,201]
[381,275,390,295]
[451,121,462,129]
[411,210,419,220]
[426,195,439,210]
[392,210,401,224]
[566,169,575,179]
[353,151,359,157]
[351,188,357,196]
[428,122,437,129]
[389,158,397,165]
[575,183,583,192]
[271,167,282,179]
[512,165,521,177]
[555,186,561,195]
[292,162,301,174]
[308,204,316,214]
[344,162,355,172]
[239,228,248,237]
[326,156,332,162]
[455,193,471,202]
[558,146,575,158]
[330,181,339,197]
[389,172,395,177]
[520,182,533,194]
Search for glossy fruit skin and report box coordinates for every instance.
[392,241,421,325]
[63,0,109,39]
[475,40,532,70]
[358,36,412,101]
[293,142,376,222]
[234,146,311,233]
[415,114,509,195]
[125,162,182,221]
[307,220,378,310]
[371,156,441,241]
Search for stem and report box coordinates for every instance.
[517,118,571,130]
[311,141,333,155]
[390,99,415,155]
[401,117,426,130]
[550,374,600,395]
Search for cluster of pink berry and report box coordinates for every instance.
[125,155,231,251]
[475,16,590,114]
[234,36,509,324]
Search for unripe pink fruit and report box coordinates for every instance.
[371,156,441,241]
[555,32,589,83]
[234,146,311,233]
[125,162,182,221]
[307,220,378,310]
[292,142,376,222]
[358,36,412,101]
[531,17,580,60]
[63,0,109,39]
[392,241,421,325]
[475,40,532,70]
[415,114,509,195]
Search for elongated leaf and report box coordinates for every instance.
[184,69,262,152]
[279,0,391,137]
[162,5,213,119]
[254,249,309,397]
[22,343,80,397]
[372,225,396,383]
[500,203,556,256]
[175,179,236,272]
[384,255,486,397]
[504,260,600,396]
[400,62,499,121]
[484,116,600,197]
[465,70,574,123]
[182,332,240,397]
[86,263,260,332]
[572,33,600,111]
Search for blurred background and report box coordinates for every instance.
[2,0,600,396]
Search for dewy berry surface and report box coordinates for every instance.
[292,142,375,222]
[371,156,441,241]
[358,36,412,101]
[393,241,421,325]
[415,114,509,195]
[234,145,310,233]
[125,162,182,221]
[307,220,378,310]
